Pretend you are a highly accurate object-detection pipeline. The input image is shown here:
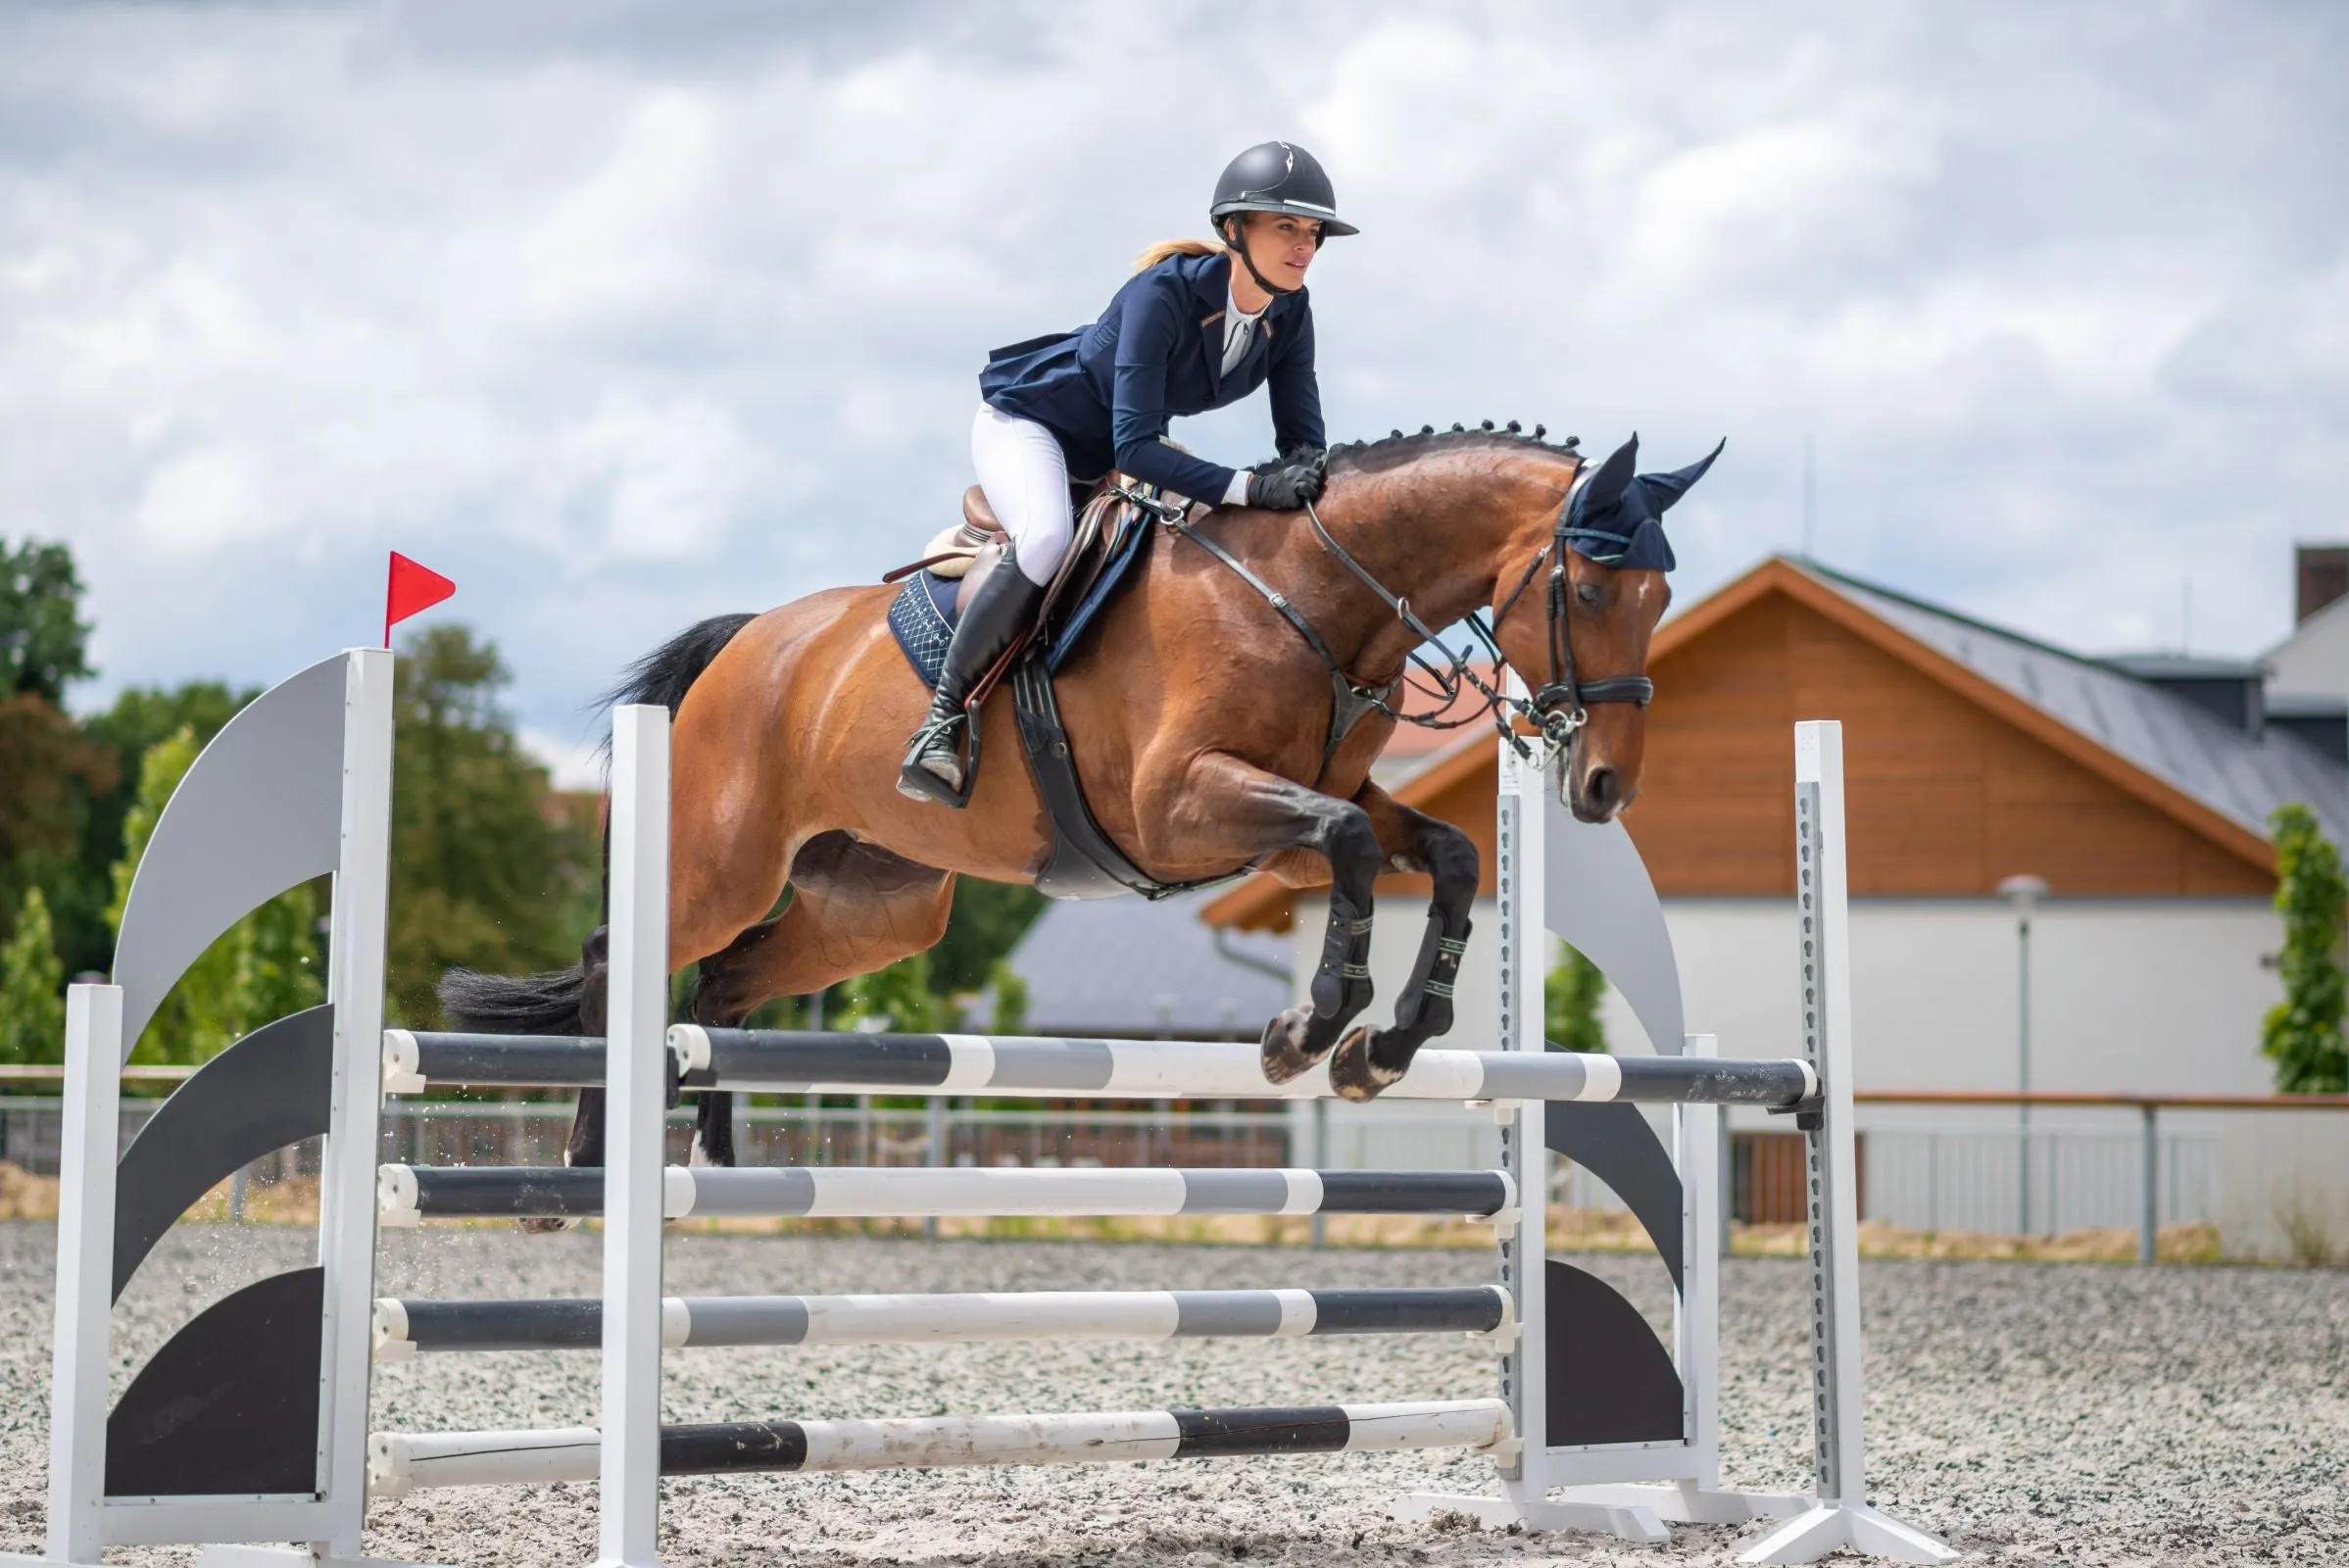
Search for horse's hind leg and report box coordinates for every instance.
[518,927,612,1232]
[1129,753,1386,1087]
[686,833,956,1166]
[1329,782,1480,1102]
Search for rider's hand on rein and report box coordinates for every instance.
[1246,458,1327,511]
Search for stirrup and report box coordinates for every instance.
[897,716,974,808]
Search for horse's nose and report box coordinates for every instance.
[1583,764,1621,818]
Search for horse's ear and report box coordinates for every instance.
[1579,433,1639,514]
[1638,438,1726,512]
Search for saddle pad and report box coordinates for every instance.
[886,569,962,691]
[886,509,1156,690]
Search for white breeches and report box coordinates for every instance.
[971,405,1073,587]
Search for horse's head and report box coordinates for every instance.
[1490,433,1721,823]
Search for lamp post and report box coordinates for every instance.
[1997,874,2049,1236]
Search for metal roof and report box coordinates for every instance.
[1800,561,2349,842]
[1005,886,1292,1039]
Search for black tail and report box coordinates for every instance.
[437,963,589,1035]
[600,612,759,716]
[437,612,757,1034]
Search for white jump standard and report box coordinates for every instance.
[2,645,1952,1568]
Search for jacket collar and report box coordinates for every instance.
[1188,251,1287,391]
[1181,248,1299,319]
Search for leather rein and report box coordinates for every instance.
[1133,455,1656,771]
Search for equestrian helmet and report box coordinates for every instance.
[1209,141,1358,237]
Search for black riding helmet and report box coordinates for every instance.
[1209,141,1355,295]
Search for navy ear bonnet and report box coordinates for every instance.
[1564,433,1725,572]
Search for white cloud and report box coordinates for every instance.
[0,0,2339,737]
[520,724,609,793]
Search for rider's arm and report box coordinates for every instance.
[1111,279,1247,505]
[1266,300,1325,459]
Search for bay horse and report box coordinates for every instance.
[441,426,1714,1174]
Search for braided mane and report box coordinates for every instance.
[1320,420,1579,478]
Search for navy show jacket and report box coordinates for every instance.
[978,249,1325,504]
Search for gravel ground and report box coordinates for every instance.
[1,1223,2342,1566]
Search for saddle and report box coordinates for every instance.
[888,481,1124,622]
[884,479,1200,902]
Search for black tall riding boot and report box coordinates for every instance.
[898,560,1048,806]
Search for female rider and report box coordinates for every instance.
[900,140,1355,805]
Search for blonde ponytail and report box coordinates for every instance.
[1133,236,1227,272]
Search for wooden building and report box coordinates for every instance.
[1202,556,2349,1242]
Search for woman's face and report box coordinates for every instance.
[1238,212,1323,289]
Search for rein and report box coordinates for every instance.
[1131,456,1657,770]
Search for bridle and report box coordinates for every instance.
[1132,449,1660,773]
[1483,459,1658,756]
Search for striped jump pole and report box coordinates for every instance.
[376,1164,1516,1227]
[381,1026,1819,1107]
[367,1399,1515,1497]
[373,1286,1515,1355]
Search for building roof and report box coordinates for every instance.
[1800,561,2348,844]
[1203,554,2349,928]
[1006,886,1291,1039]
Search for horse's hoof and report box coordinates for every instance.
[517,1215,576,1235]
[1330,1027,1408,1103]
[1259,1006,1328,1085]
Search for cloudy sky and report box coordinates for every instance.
[3,0,2341,782]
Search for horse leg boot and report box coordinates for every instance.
[1257,817,1386,1085]
[898,554,1046,807]
[1331,796,1480,1101]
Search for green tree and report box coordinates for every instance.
[228,882,325,1037]
[928,878,1048,998]
[2262,804,2348,1093]
[0,538,93,703]
[0,535,109,970]
[0,885,65,1064]
[835,952,942,1034]
[53,680,251,979]
[987,957,1030,1034]
[0,695,113,955]
[388,624,599,1027]
[1545,939,1607,1054]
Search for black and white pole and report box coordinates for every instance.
[600,704,670,1568]
[370,1400,1515,1495]
[1733,722,1952,1565]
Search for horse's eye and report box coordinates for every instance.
[1576,582,1604,607]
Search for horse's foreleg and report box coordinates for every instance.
[1328,783,1480,1101]
[1131,754,1385,1087]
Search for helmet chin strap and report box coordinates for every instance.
[1221,217,1301,297]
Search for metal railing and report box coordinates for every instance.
[1847,1089,2349,1264]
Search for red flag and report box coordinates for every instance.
[384,552,457,647]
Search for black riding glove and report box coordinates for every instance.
[1246,459,1326,511]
